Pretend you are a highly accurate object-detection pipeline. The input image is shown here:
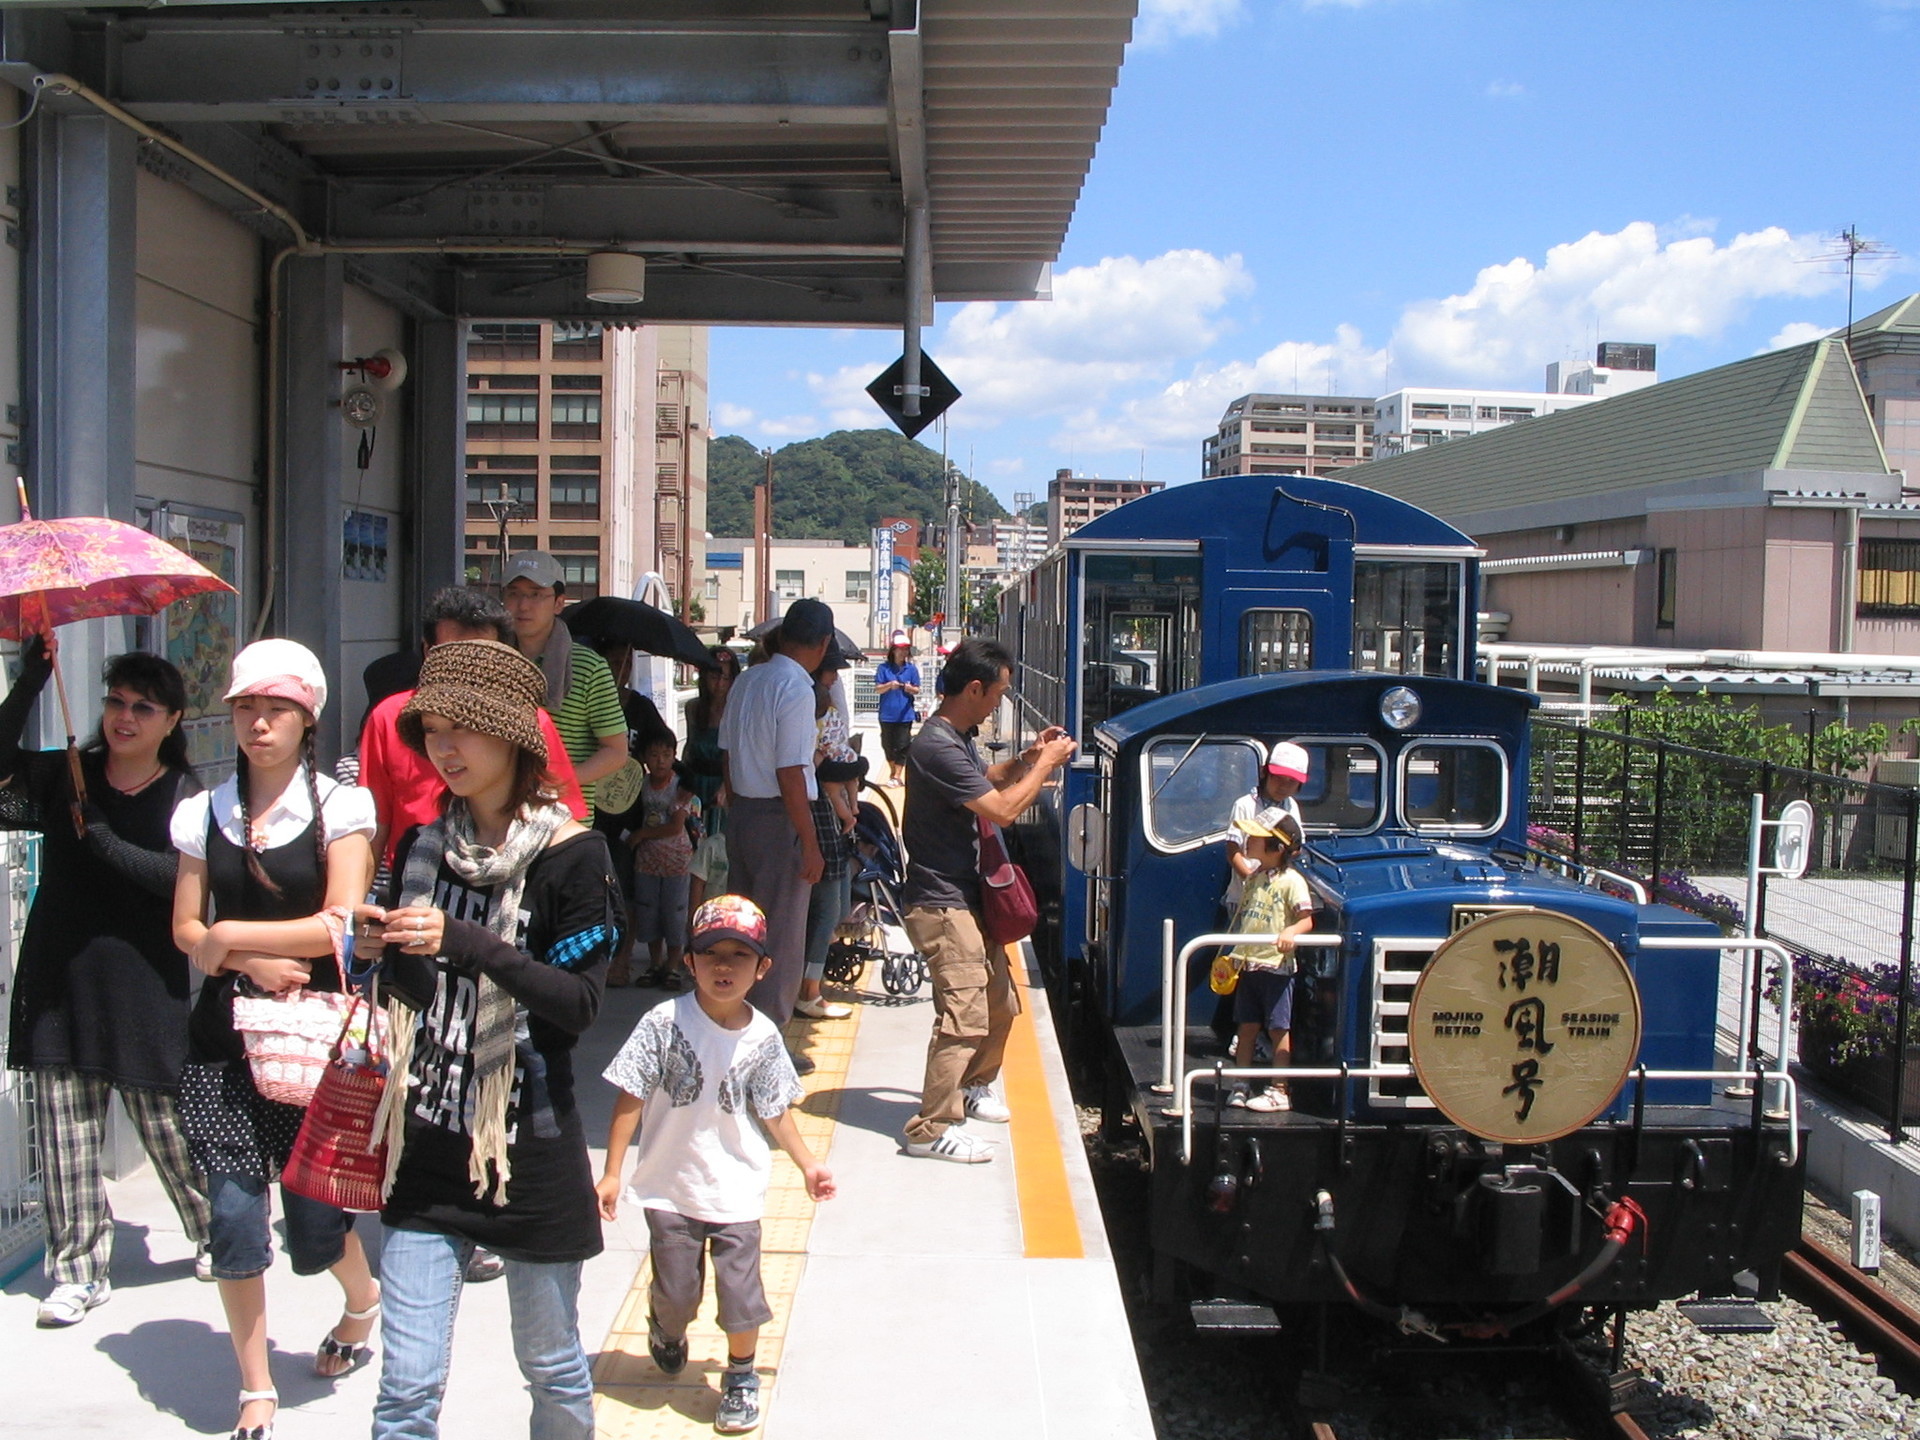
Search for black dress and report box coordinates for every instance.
[176,809,344,1179]
[1,664,200,1093]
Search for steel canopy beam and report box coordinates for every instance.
[94,19,892,126]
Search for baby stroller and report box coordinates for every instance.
[824,790,927,996]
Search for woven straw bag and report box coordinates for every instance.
[232,988,384,1106]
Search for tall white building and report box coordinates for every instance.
[1373,344,1657,458]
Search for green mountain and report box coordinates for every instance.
[706,430,1008,545]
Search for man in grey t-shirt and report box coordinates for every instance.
[900,638,1076,1164]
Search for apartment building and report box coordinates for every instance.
[989,513,1048,573]
[463,320,708,609]
[1047,469,1164,544]
[705,536,891,645]
[1200,393,1377,478]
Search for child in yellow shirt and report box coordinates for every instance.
[1226,810,1314,1112]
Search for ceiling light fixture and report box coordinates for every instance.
[585,250,646,304]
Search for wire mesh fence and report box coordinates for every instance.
[0,832,43,1274]
[1530,718,1920,1141]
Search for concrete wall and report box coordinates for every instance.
[1760,506,1842,652]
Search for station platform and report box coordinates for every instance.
[1,942,1154,1438]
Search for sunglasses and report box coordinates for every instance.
[102,695,168,721]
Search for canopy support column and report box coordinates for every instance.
[409,317,466,617]
[276,253,346,761]
[21,108,136,746]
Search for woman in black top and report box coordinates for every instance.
[354,639,620,1440]
[170,639,379,1440]
[2,636,211,1327]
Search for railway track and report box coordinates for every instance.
[1781,1234,1920,1392]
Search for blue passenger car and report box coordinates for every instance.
[995,475,1803,1329]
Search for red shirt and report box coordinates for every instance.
[358,690,589,868]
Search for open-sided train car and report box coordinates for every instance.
[995,474,1804,1334]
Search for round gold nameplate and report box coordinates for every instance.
[1407,907,1642,1144]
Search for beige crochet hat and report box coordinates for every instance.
[398,639,548,763]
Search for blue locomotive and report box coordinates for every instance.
[994,474,1803,1333]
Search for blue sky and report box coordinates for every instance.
[710,0,1920,507]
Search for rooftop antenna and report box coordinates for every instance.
[1804,226,1898,381]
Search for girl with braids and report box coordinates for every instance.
[2,636,210,1328]
[169,639,380,1440]
[350,638,622,1440]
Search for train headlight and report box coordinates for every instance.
[1380,685,1422,731]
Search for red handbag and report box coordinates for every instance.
[976,814,1039,946]
[281,993,390,1213]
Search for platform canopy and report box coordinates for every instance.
[0,0,1135,324]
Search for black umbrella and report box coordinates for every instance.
[563,595,714,669]
[744,616,866,664]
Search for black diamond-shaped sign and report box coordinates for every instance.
[866,352,961,439]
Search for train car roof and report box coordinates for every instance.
[1093,670,1538,751]
[1067,473,1477,548]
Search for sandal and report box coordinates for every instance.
[231,1387,277,1440]
[314,1292,380,1378]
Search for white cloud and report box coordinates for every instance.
[928,249,1254,428]
[989,457,1026,476]
[712,401,757,429]
[1764,321,1833,351]
[1388,221,1849,384]
[1485,80,1526,99]
[1134,0,1244,47]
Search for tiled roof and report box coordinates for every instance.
[1341,337,1889,523]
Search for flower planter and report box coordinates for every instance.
[1798,1026,1920,1126]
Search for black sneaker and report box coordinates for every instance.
[715,1366,761,1433]
[647,1316,688,1377]
[786,1046,816,1077]
[463,1249,505,1284]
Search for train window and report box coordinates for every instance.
[1400,741,1507,834]
[1140,737,1264,852]
[1352,560,1462,677]
[1080,553,1201,732]
[1241,609,1314,675]
[1293,739,1388,833]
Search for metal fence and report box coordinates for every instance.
[0,832,43,1274]
[1530,718,1919,1142]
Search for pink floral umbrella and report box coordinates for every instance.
[0,479,235,829]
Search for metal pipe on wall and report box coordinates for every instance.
[902,202,928,419]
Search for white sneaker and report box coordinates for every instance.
[906,1125,996,1163]
[37,1279,111,1327]
[194,1245,214,1282]
[794,996,852,1020]
[964,1083,1011,1123]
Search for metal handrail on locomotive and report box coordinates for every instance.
[993,474,1804,1335]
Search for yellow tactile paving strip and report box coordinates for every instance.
[591,1002,859,1438]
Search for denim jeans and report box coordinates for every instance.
[372,1226,594,1440]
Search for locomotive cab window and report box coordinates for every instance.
[1399,741,1506,834]
[1242,608,1314,675]
[1352,559,1463,677]
[1293,739,1387,833]
[1141,737,1264,852]
[1080,553,1201,732]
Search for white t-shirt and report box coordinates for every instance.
[718,653,819,801]
[602,993,804,1225]
[1224,790,1303,907]
[170,766,377,858]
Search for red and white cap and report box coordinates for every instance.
[223,638,328,721]
[889,629,910,648]
[1265,740,1309,783]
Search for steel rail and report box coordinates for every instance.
[1782,1234,1920,1388]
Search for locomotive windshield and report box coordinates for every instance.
[1081,553,1201,730]
[1295,740,1387,832]
[1141,737,1263,851]
[1401,740,1507,833]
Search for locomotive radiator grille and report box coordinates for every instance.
[1369,938,1440,1107]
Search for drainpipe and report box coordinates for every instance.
[1838,504,1860,652]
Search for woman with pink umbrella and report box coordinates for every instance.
[3,634,213,1327]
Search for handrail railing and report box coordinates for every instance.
[1159,929,1344,1100]
[1176,1065,1800,1165]
[1640,936,1795,1107]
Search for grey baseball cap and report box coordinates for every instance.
[501,550,564,591]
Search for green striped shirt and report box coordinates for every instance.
[551,646,626,820]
